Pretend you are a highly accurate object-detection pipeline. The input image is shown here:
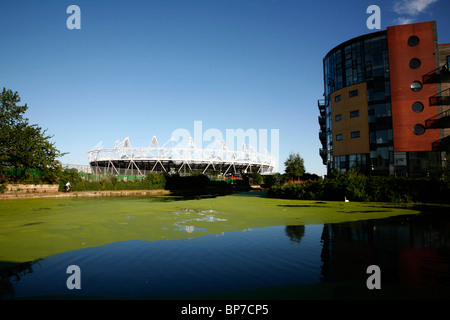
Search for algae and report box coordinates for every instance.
[0,191,422,264]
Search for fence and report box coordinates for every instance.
[62,163,242,183]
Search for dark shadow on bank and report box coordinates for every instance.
[164,174,254,199]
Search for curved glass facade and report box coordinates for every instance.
[321,31,393,175]
[319,21,448,178]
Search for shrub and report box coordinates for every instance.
[268,172,450,204]
[143,172,166,190]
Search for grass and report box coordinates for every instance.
[0,191,424,264]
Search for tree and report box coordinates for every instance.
[0,88,66,183]
[251,171,263,185]
[284,153,305,182]
[262,172,282,188]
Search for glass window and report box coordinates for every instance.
[339,155,346,169]
[350,110,359,118]
[407,36,420,47]
[409,58,421,69]
[368,109,375,123]
[349,155,356,169]
[335,114,342,121]
[336,134,343,141]
[335,95,341,102]
[351,131,360,138]
[367,87,374,101]
[386,103,392,116]
[374,91,385,101]
[412,101,424,113]
[394,152,407,166]
[410,81,422,92]
[349,89,358,97]
[376,130,388,144]
[375,104,387,117]
[370,131,376,144]
[413,124,425,135]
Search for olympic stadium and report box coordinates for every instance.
[87,136,277,177]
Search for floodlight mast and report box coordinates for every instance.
[87,137,276,177]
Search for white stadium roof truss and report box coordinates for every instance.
[88,136,276,176]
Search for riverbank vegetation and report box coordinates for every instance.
[56,169,167,192]
[0,88,243,195]
[0,88,65,186]
[55,169,248,195]
[267,169,450,204]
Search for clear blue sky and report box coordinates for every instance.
[1,0,449,175]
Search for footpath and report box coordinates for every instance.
[0,184,170,200]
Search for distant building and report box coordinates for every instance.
[319,21,450,177]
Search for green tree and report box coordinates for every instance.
[143,172,166,189]
[0,88,66,183]
[284,153,305,182]
[251,171,263,185]
[262,173,282,188]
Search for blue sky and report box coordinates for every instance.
[1,0,449,175]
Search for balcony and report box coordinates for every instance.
[425,109,450,129]
[319,148,327,165]
[429,88,450,106]
[318,99,326,109]
[423,62,449,84]
[318,115,326,126]
[318,99,327,116]
[432,135,450,152]
[319,131,327,142]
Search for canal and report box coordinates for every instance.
[0,191,449,299]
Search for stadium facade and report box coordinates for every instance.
[319,21,450,177]
[87,136,277,178]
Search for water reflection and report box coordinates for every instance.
[0,261,38,298]
[285,226,305,244]
[1,208,450,299]
[320,210,450,298]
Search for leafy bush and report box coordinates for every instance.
[143,172,166,190]
[268,171,450,204]
[58,171,167,192]
[0,183,6,194]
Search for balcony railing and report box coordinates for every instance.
[318,115,326,126]
[432,135,450,152]
[429,88,450,106]
[319,148,327,165]
[319,131,327,142]
[423,62,449,84]
[318,99,327,114]
[425,109,450,129]
[318,99,326,107]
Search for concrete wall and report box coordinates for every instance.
[5,184,59,194]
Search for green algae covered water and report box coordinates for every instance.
[1,191,449,299]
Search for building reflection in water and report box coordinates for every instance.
[319,208,450,298]
[2,207,450,299]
